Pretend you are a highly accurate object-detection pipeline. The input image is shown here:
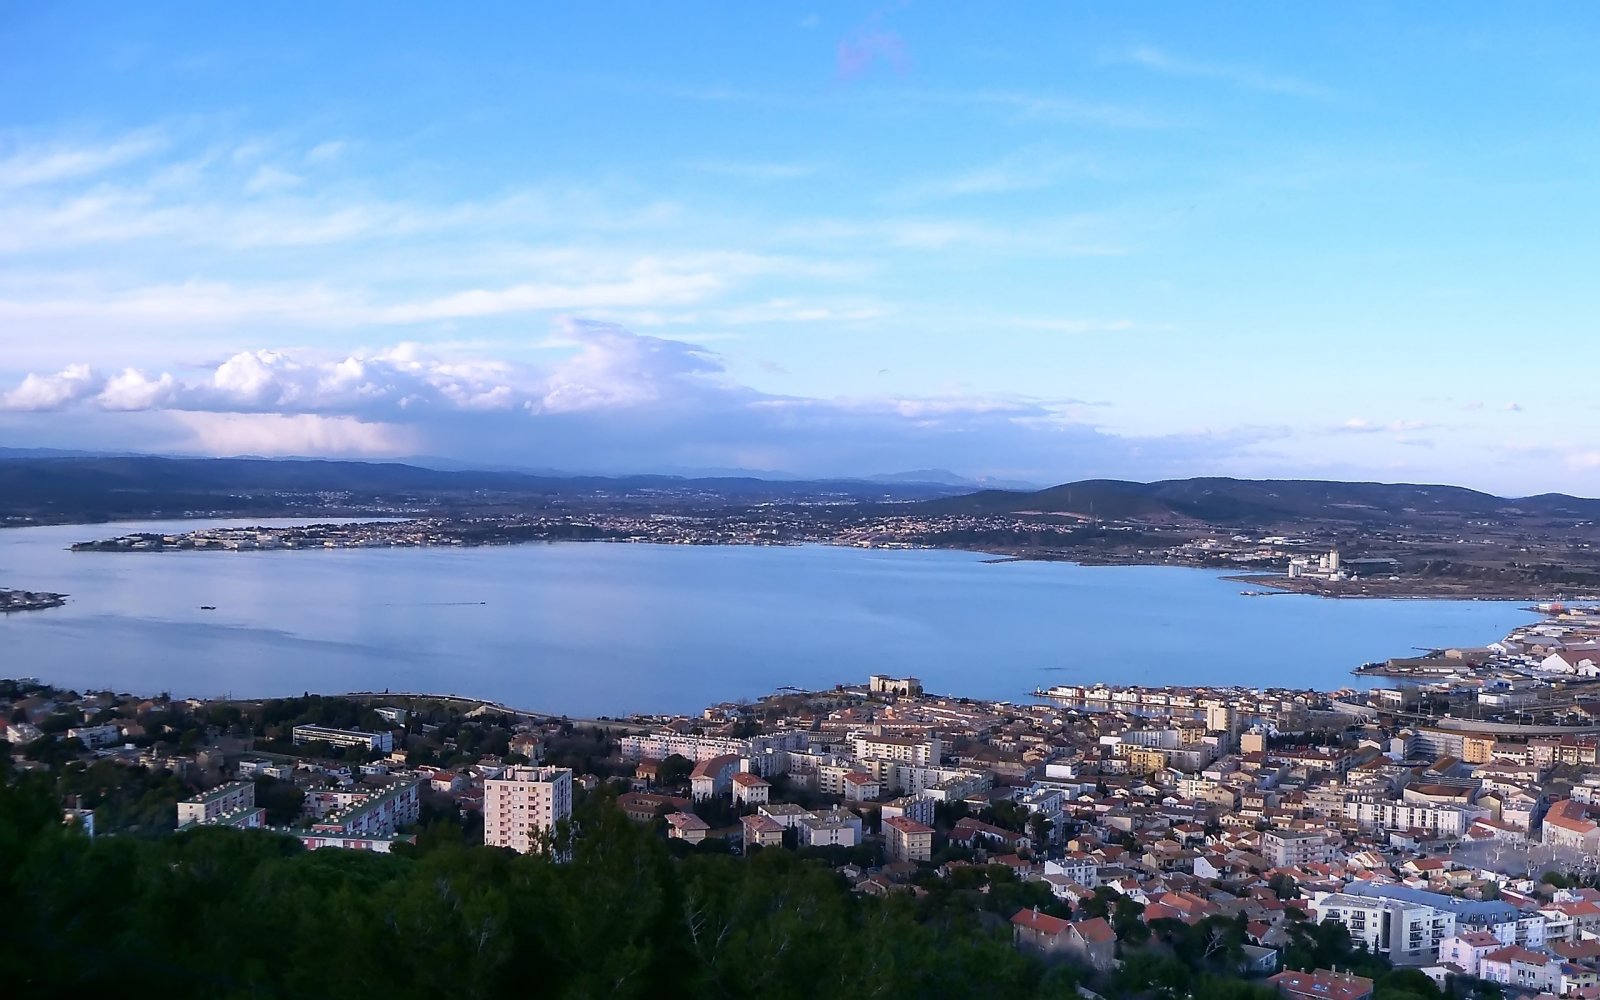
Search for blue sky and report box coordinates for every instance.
[2,3,1599,491]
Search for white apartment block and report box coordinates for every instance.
[884,816,934,862]
[310,780,422,838]
[851,733,941,767]
[798,807,862,848]
[299,832,413,853]
[618,731,809,764]
[1118,728,1183,749]
[484,766,573,855]
[880,795,936,827]
[1314,892,1456,966]
[1261,829,1340,868]
[177,781,256,828]
[291,724,394,754]
[1334,883,1545,955]
[856,759,988,798]
[67,724,122,749]
[1044,855,1101,889]
[1342,800,1486,837]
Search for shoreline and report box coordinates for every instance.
[42,514,1563,603]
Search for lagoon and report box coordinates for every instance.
[0,518,1535,716]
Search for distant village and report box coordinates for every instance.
[19,636,1600,1000]
[65,508,1595,605]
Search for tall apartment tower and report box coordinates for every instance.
[484,766,573,855]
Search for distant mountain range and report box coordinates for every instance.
[920,477,1600,525]
[5,453,1598,530]
[0,454,976,524]
[0,449,1031,489]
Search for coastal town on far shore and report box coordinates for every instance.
[20,598,1600,997]
[59,511,1600,602]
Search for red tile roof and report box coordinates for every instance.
[690,754,739,779]
[1268,969,1373,1000]
[1012,908,1070,936]
[1072,917,1116,944]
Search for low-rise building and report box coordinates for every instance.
[1268,969,1374,1000]
[667,811,710,844]
[843,772,881,802]
[1438,931,1503,977]
[797,807,862,848]
[741,813,785,849]
[1543,798,1600,852]
[1477,945,1561,993]
[66,724,122,749]
[298,832,415,853]
[731,771,770,807]
[1011,908,1071,955]
[690,754,740,801]
[291,724,393,754]
[617,791,688,823]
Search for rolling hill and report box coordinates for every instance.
[918,477,1600,526]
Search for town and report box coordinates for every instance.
[66,509,1600,603]
[20,634,1600,1000]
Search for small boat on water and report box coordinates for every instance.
[199,605,216,610]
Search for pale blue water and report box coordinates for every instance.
[0,518,1535,716]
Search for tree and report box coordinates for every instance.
[0,763,1083,999]
[1028,813,1054,848]
[1112,894,1149,946]
[656,754,694,787]
[253,777,306,826]
[1268,872,1301,900]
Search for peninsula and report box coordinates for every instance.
[18,456,1600,600]
[0,587,66,613]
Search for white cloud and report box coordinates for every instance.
[304,141,346,164]
[0,321,1239,479]
[244,165,303,194]
[0,252,807,329]
[900,150,1099,201]
[683,159,817,181]
[1,364,101,410]
[1335,417,1435,435]
[1114,45,1331,100]
[0,131,165,189]
[166,412,415,457]
[99,369,180,411]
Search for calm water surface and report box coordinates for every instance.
[0,518,1535,716]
